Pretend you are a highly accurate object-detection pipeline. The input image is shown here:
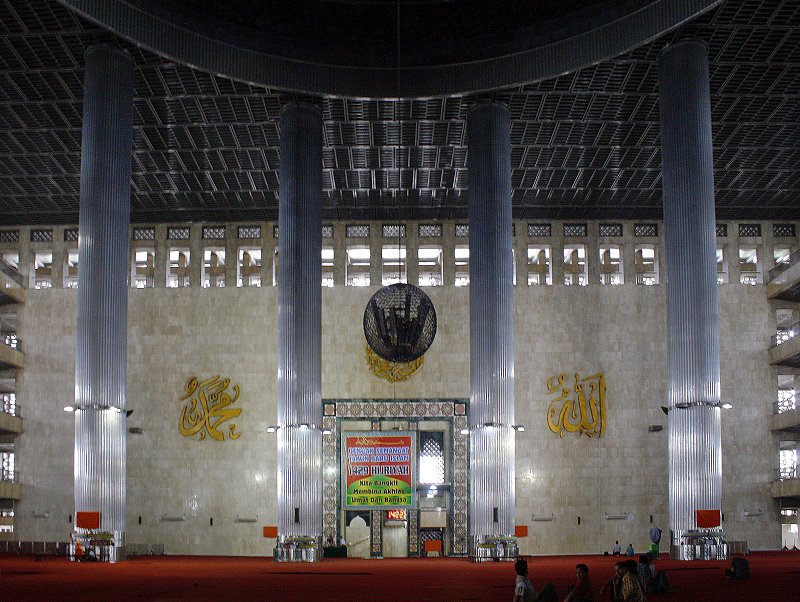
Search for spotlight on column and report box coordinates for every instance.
[322,428,332,435]
[460,428,470,435]
[721,403,733,409]
[513,424,526,432]
[266,426,279,433]
[63,405,75,412]
[299,423,309,430]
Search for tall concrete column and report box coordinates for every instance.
[275,102,323,560]
[659,40,722,552]
[467,102,516,554]
[74,45,134,562]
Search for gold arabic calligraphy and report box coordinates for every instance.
[365,345,424,382]
[546,372,606,438]
[179,375,242,441]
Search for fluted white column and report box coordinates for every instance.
[275,103,323,560]
[74,45,134,562]
[659,40,722,549]
[467,102,516,554]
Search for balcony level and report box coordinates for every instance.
[772,477,800,506]
[769,326,800,368]
[771,402,800,433]
[0,474,20,502]
[0,259,25,306]
[768,251,800,302]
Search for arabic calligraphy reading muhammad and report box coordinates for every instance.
[546,372,606,438]
[179,375,242,441]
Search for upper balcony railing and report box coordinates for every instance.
[775,465,800,482]
[774,397,798,414]
[1,395,17,416]
[771,322,800,348]
[768,248,800,282]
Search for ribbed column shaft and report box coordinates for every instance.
[74,45,134,548]
[658,40,722,541]
[467,102,515,544]
[277,103,323,539]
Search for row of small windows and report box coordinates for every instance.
[2,222,795,245]
[2,241,789,290]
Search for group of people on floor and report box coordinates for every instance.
[513,554,671,602]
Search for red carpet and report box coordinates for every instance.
[1,551,799,601]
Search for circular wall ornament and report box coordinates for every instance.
[363,283,437,363]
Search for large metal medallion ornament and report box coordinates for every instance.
[363,283,437,363]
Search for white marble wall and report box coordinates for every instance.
[13,281,780,555]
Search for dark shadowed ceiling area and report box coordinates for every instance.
[0,0,798,226]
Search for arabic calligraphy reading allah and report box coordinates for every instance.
[546,372,606,438]
[179,375,242,441]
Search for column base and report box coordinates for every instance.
[669,528,728,560]
[273,535,323,562]
[469,535,518,562]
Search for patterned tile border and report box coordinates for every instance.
[322,399,469,556]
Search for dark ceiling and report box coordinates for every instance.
[0,0,799,226]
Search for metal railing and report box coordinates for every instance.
[775,465,800,482]
[0,468,18,483]
[771,322,800,347]
[768,248,800,281]
[127,543,165,556]
[0,540,69,555]
[774,398,798,414]
[1,394,17,416]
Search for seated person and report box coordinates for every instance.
[74,540,85,561]
[638,554,671,593]
[513,558,558,602]
[725,556,750,579]
[601,561,645,602]
[564,563,593,601]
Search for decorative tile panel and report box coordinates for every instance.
[133,227,155,241]
[408,509,419,556]
[738,223,761,237]
[528,223,551,237]
[773,223,796,238]
[322,399,469,557]
[273,225,279,239]
[418,224,442,238]
[716,224,727,237]
[31,229,53,242]
[382,224,406,238]
[599,223,623,237]
[0,230,19,243]
[346,224,370,238]
[634,223,658,237]
[371,510,382,557]
[322,224,334,238]
[238,225,261,239]
[63,228,79,242]
[455,224,469,237]
[202,226,225,239]
[563,223,587,237]
[167,226,190,240]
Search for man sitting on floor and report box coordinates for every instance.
[513,558,558,602]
